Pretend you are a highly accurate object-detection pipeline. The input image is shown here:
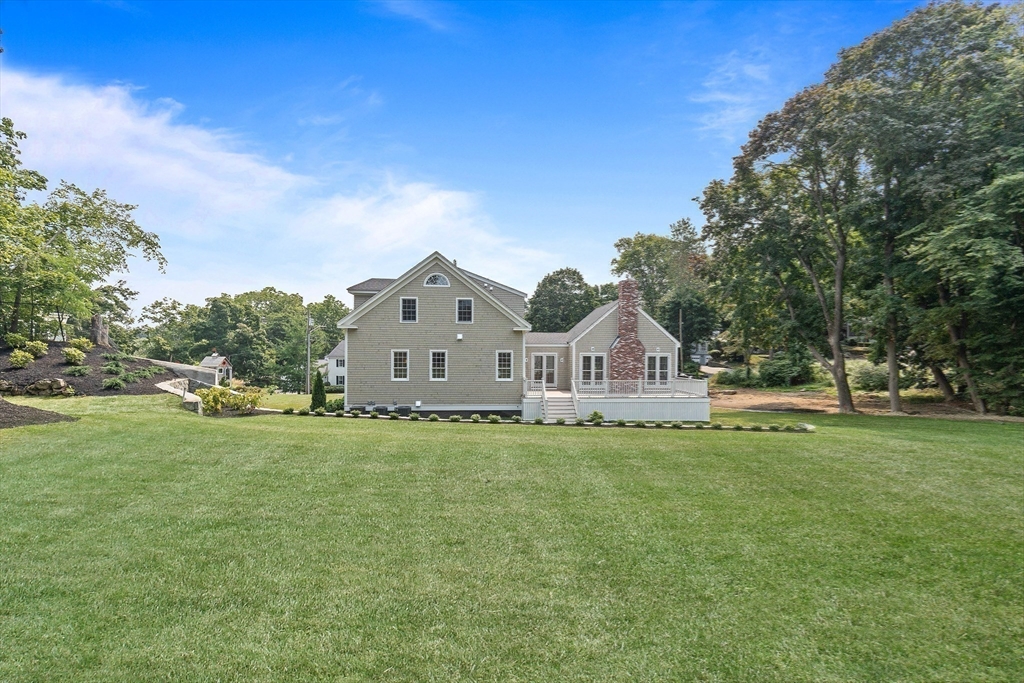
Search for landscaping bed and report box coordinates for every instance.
[0,341,176,396]
[0,396,76,429]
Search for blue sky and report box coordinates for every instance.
[0,0,923,308]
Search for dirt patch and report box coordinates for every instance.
[0,397,76,430]
[711,387,1023,421]
[0,342,179,397]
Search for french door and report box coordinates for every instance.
[532,353,557,388]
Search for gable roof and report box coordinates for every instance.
[347,278,396,294]
[524,301,618,346]
[337,252,531,330]
[199,355,231,368]
[326,342,345,358]
[524,331,570,345]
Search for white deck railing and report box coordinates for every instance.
[572,378,708,398]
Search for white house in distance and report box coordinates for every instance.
[324,341,346,388]
[199,353,232,384]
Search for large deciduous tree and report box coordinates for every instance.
[526,268,598,332]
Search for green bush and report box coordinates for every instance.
[325,398,345,413]
[714,367,759,387]
[369,411,379,419]
[102,377,126,391]
[757,348,817,387]
[488,414,500,424]
[450,414,462,422]
[64,365,91,377]
[751,424,763,431]
[298,407,310,416]
[8,349,34,369]
[533,416,544,424]
[616,419,627,427]
[653,421,664,428]
[587,410,604,424]
[102,361,124,375]
[410,412,420,421]
[335,410,345,417]
[196,386,232,413]
[769,424,781,431]
[428,414,439,421]
[4,333,28,349]
[282,407,295,414]
[68,337,94,352]
[470,414,481,423]
[634,420,646,428]
[314,407,326,416]
[350,409,361,417]
[102,352,130,361]
[575,417,585,426]
[783,424,795,432]
[24,341,48,358]
[711,422,722,430]
[671,421,684,429]
[310,370,327,411]
[121,371,143,384]
[733,424,744,431]
[850,362,890,392]
[511,415,522,423]
[694,422,705,429]
[324,385,344,393]
[556,417,565,425]
[224,388,264,413]
[389,412,400,420]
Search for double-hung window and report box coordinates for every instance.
[456,298,473,323]
[496,350,513,381]
[400,297,417,323]
[430,350,447,381]
[646,354,670,382]
[336,358,344,368]
[392,350,409,381]
[580,354,605,382]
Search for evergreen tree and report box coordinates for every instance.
[310,370,326,411]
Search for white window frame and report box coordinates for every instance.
[579,353,607,382]
[495,350,513,381]
[423,273,450,287]
[456,297,474,324]
[430,349,448,381]
[646,353,670,382]
[400,297,418,323]
[336,358,344,368]
[531,352,557,388]
[391,349,409,381]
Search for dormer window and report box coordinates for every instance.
[424,273,450,287]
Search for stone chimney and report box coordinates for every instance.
[609,279,645,380]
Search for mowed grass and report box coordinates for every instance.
[1,395,1021,681]
[260,393,320,411]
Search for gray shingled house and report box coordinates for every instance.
[337,252,709,421]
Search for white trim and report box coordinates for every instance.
[456,297,474,324]
[579,352,607,382]
[391,349,410,381]
[424,272,451,287]
[458,268,528,297]
[495,350,514,381]
[400,296,418,323]
[336,252,531,330]
[343,335,349,411]
[530,352,557,388]
[569,301,619,343]
[429,349,448,381]
[413,404,523,412]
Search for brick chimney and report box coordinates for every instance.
[609,279,645,380]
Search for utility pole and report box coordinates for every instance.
[305,312,313,395]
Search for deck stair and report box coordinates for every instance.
[544,392,577,423]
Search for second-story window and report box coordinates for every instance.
[401,297,417,322]
[457,298,473,323]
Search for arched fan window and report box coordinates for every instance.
[424,273,450,287]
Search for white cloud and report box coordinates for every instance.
[692,50,776,142]
[0,68,553,308]
[373,0,452,31]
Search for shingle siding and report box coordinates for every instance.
[572,305,677,379]
[523,344,570,390]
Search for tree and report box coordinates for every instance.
[307,294,350,357]
[310,370,326,411]
[526,268,597,332]
[610,220,698,312]
[658,285,717,364]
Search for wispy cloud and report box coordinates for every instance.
[0,68,553,307]
[692,50,775,143]
[373,0,453,31]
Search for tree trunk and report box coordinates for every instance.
[938,284,985,414]
[883,232,902,413]
[930,364,956,402]
[8,280,23,334]
[832,251,855,414]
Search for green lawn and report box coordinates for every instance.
[1,395,1021,681]
[260,392,343,411]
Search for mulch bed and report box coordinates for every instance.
[0,342,179,396]
[0,397,77,430]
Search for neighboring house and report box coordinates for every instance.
[336,252,709,421]
[324,341,346,388]
[199,353,232,384]
[691,342,711,366]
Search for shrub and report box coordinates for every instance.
[102,377,126,391]
[226,388,264,413]
[335,410,345,417]
[68,337,94,352]
[428,413,440,421]
[795,423,814,432]
[713,367,759,388]
[102,362,124,375]
[450,414,461,422]
[751,424,763,431]
[121,371,144,384]
[8,349,34,368]
[324,385,344,393]
[102,353,130,361]
[488,414,500,424]
[22,340,48,358]
[757,348,817,387]
[711,422,723,429]
[410,412,420,421]
[671,421,684,429]
[310,370,327,411]
[64,365,91,377]
[282,407,295,414]
[575,417,585,426]
[325,398,345,413]
[196,386,232,413]
[850,362,890,392]
[634,420,646,428]
[709,349,722,361]
[653,421,664,428]
[389,412,400,420]
[470,414,481,423]
[369,410,379,419]
[769,424,781,432]
[511,415,522,423]
[298,407,310,416]
[783,424,795,432]
[587,410,604,424]
[533,416,544,424]
[350,409,361,417]
[616,419,627,427]
[733,424,744,431]
[4,333,28,349]
[556,417,565,425]
[313,407,326,416]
